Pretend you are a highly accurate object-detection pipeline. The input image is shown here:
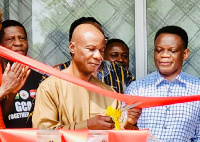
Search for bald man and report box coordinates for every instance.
[33,17,141,130]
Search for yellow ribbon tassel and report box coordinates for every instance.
[106,106,121,130]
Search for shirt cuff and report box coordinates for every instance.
[75,120,88,129]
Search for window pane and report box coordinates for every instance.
[147,0,200,77]
[32,0,135,73]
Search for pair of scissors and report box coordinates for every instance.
[120,102,142,111]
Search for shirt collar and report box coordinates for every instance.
[155,71,186,86]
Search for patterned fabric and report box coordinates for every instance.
[54,60,135,93]
[125,71,200,142]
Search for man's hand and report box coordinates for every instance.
[0,62,31,118]
[87,115,115,130]
[123,108,142,129]
[0,62,30,97]
[126,107,142,125]
[11,64,30,93]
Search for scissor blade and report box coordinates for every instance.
[123,102,142,111]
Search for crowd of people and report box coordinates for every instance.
[0,8,200,141]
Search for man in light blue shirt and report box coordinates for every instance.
[126,26,200,141]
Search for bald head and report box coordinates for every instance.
[69,17,104,41]
[69,23,106,76]
[71,23,105,44]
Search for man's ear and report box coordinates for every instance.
[183,48,189,61]
[69,42,75,55]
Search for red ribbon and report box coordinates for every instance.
[108,130,149,142]
[0,45,200,107]
[0,129,37,142]
[61,130,89,142]
[0,129,149,142]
